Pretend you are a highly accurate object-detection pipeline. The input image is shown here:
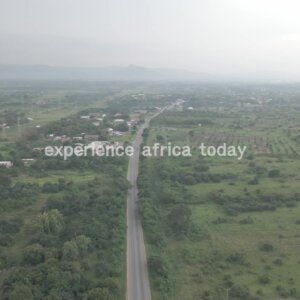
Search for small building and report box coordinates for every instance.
[113,119,125,125]
[130,119,138,125]
[32,147,44,152]
[85,135,99,142]
[107,128,114,136]
[114,131,123,136]
[0,161,13,168]
[89,113,102,119]
[22,159,36,166]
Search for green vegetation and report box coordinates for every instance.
[138,85,300,299]
[0,82,131,299]
[1,81,300,299]
[0,81,174,299]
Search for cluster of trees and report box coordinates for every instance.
[154,111,215,127]
[42,116,107,137]
[209,191,300,215]
[0,97,134,296]
[140,156,236,186]
[106,94,171,115]
[0,176,128,299]
[0,111,29,126]
[137,153,207,298]
[0,178,39,213]
[248,162,282,178]
[137,159,174,295]
[178,171,237,185]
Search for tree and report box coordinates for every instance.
[148,255,168,278]
[268,169,280,178]
[167,204,192,234]
[259,243,274,252]
[23,243,45,265]
[37,209,64,235]
[142,128,149,139]
[9,284,34,300]
[114,122,129,132]
[74,235,91,255]
[195,164,209,172]
[62,240,79,260]
[156,134,164,142]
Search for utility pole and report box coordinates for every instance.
[225,288,231,300]
[2,116,6,138]
[17,114,20,136]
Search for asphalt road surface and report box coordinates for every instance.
[126,107,169,300]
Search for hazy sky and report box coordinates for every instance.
[1,0,300,79]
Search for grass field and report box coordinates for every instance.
[140,93,300,299]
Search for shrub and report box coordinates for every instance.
[268,169,280,178]
[227,253,246,265]
[167,204,192,234]
[258,275,270,285]
[259,243,274,252]
[273,258,283,266]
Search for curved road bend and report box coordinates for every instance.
[126,106,172,300]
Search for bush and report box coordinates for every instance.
[273,258,283,266]
[239,216,254,224]
[248,177,259,185]
[167,204,192,234]
[229,284,253,299]
[42,182,60,193]
[258,275,270,284]
[227,252,246,265]
[268,169,280,178]
[259,243,274,252]
[148,255,169,279]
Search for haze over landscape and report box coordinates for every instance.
[1,1,300,300]
[1,0,300,81]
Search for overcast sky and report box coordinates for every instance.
[1,0,300,80]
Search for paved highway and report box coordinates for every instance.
[126,107,170,300]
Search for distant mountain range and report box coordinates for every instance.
[0,64,216,81]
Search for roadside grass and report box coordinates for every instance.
[161,203,300,299]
